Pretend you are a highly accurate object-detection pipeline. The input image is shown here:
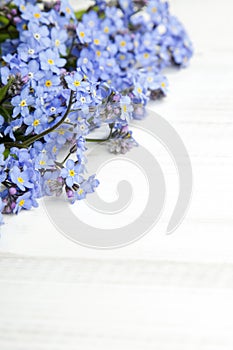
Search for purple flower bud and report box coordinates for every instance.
[57,176,63,184]
[121,125,129,133]
[66,189,74,199]
[9,187,17,195]
[5,206,12,214]
[11,202,16,210]
[13,16,21,24]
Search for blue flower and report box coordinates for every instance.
[60,159,81,188]
[120,96,134,121]
[21,22,50,49]
[0,144,5,166]
[39,72,61,92]
[115,34,133,53]
[75,175,99,201]
[21,59,44,87]
[20,3,49,24]
[34,153,54,170]
[51,28,68,56]
[11,88,35,118]
[65,71,87,92]
[39,49,66,74]
[17,40,39,62]
[76,23,92,44]
[60,0,75,19]
[10,166,34,191]
[13,191,38,214]
[24,109,48,135]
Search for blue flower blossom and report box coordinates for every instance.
[10,166,34,191]
[39,49,66,74]
[65,71,87,92]
[11,88,35,118]
[60,159,81,188]
[13,191,38,214]
[51,28,68,56]
[0,144,5,166]
[24,109,48,135]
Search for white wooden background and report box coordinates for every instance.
[1,0,233,349]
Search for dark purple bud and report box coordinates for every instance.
[66,189,74,199]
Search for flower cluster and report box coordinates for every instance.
[0,0,193,225]
[74,0,193,100]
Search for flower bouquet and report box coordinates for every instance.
[0,0,193,225]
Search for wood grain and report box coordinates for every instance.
[1,0,233,349]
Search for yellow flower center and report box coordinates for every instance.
[33,119,40,127]
[78,189,84,195]
[58,129,65,135]
[152,7,157,13]
[45,80,52,87]
[66,7,71,14]
[18,177,24,184]
[137,87,142,94]
[39,160,46,166]
[161,82,166,88]
[20,100,27,107]
[144,53,150,59]
[119,55,125,60]
[55,39,60,47]
[80,31,85,38]
[104,26,109,33]
[123,105,127,113]
[96,51,101,57]
[34,13,41,18]
[20,5,26,11]
[120,41,126,47]
[47,59,54,65]
[52,146,57,153]
[73,80,81,87]
[19,199,25,207]
[94,39,100,45]
[69,170,75,177]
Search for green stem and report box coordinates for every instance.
[5,91,74,149]
[85,127,113,143]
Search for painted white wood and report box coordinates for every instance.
[1,0,233,349]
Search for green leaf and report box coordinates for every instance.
[75,6,99,20]
[0,105,12,122]
[0,78,14,104]
[3,149,10,159]
[75,9,86,20]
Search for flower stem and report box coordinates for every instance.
[85,126,113,143]
[5,91,74,149]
